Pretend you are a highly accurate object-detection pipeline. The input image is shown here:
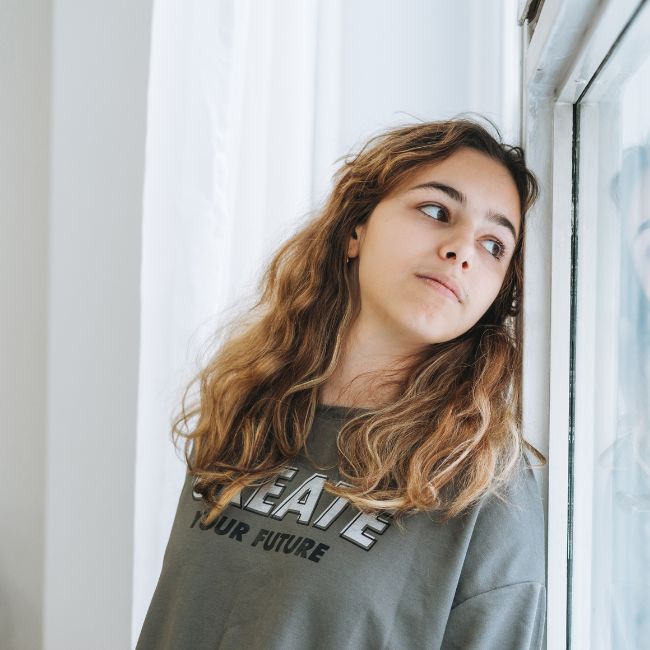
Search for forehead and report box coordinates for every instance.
[399,148,516,190]
[391,148,522,232]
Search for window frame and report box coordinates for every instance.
[520,0,646,647]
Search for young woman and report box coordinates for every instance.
[136,116,548,649]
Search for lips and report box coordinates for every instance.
[416,273,462,303]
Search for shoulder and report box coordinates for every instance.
[481,451,546,525]
[452,452,546,605]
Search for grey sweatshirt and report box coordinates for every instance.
[136,402,547,649]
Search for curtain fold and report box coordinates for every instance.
[132,0,336,644]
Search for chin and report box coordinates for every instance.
[412,328,456,347]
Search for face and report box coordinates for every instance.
[346,146,522,349]
[625,168,650,301]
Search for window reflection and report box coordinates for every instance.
[599,139,650,644]
[571,5,650,645]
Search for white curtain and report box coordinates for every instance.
[131,0,518,645]
[131,0,342,644]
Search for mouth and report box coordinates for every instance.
[416,275,460,303]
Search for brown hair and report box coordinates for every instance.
[172,113,546,530]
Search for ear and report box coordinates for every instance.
[346,224,365,259]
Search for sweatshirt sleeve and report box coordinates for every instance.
[440,580,546,650]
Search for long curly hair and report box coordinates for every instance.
[172,113,546,530]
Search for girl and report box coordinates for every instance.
[136,116,547,649]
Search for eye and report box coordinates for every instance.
[419,203,448,221]
[483,239,507,260]
[418,203,508,261]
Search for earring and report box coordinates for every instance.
[346,256,351,264]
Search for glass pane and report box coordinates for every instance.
[575,3,650,648]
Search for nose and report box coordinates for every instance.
[438,227,475,267]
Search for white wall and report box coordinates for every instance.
[0,2,51,649]
[1,1,152,649]
[43,2,153,648]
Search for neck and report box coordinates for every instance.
[318,315,422,409]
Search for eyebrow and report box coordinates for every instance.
[407,181,519,242]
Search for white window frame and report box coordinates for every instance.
[519,0,645,648]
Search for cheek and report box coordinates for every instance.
[359,225,417,282]
[468,273,507,317]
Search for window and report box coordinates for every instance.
[522,0,650,647]
[573,2,650,646]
